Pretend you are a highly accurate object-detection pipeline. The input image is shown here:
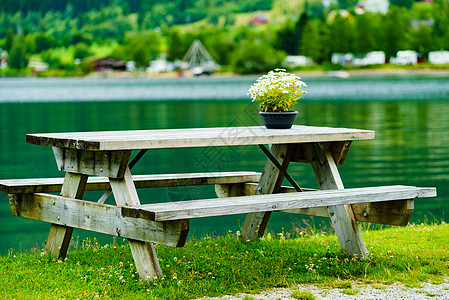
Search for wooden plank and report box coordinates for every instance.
[53,148,131,178]
[8,193,189,247]
[45,172,88,258]
[123,185,436,221]
[351,200,414,226]
[26,126,375,151]
[306,143,368,257]
[0,172,261,194]
[109,167,164,280]
[242,183,415,225]
[215,183,247,198]
[241,144,296,241]
[331,141,352,166]
[238,183,328,217]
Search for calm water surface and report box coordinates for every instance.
[0,74,448,253]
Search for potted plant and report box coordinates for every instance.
[248,69,307,129]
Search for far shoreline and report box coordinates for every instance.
[2,65,449,80]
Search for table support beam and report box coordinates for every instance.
[109,167,163,280]
[45,172,88,258]
[305,143,368,257]
[241,144,296,241]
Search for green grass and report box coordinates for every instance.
[342,288,360,295]
[0,223,448,299]
[291,289,316,299]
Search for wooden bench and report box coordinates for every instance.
[5,174,436,248]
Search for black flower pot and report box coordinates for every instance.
[259,111,298,129]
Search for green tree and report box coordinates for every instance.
[410,25,437,57]
[337,0,358,9]
[5,28,14,52]
[166,29,190,61]
[117,31,161,68]
[353,13,379,55]
[231,40,285,74]
[300,19,327,63]
[74,43,91,59]
[8,35,29,69]
[24,34,36,54]
[34,33,57,53]
[381,6,411,59]
[328,14,354,54]
[433,0,449,49]
[390,0,413,9]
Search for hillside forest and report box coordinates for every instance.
[1,0,449,75]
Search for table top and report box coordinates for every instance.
[26,125,375,151]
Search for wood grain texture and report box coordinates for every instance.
[306,143,368,257]
[238,183,417,225]
[8,193,189,247]
[241,144,295,241]
[0,172,261,194]
[109,167,164,280]
[53,148,131,178]
[351,200,414,226]
[26,126,375,151]
[123,185,436,221]
[45,172,88,258]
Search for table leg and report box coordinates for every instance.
[306,143,368,257]
[45,172,88,258]
[109,166,163,280]
[241,144,295,241]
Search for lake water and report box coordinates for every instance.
[1,73,448,253]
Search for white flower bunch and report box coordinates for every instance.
[248,69,307,112]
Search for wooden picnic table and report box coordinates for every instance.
[2,125,436,280]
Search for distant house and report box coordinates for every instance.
[250,15,268,25]
[428,51,449,64]
[331,53,354,65]
[353,51,386,66]
[0,49,7,69]
[93,57,126,72]
[29,60,49,73]
[412,19,434,30]
[390,51,418,65]
[356,0,389,14]
[283,55,313,67]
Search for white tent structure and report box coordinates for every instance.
[181,40,219,75]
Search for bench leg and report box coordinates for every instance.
[306,143,368,257]
[109,167,163,280]
[45,172,88,258]
[241,144,295,241]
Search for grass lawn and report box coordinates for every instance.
[0,222,448,299]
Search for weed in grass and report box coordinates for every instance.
[426,292,436,297]
[371,283,387,290]
[342,288,360,295]
[291,289,316,300]
[240,295,256,300]
[331,280,352,289]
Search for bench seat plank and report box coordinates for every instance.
[0,172,261,194]
[124,185,436,221]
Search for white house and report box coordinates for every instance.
[390,51,418,65]
[283,55,313,67]
[428,51,449,64]
[331,53,354,65]
[356,0,389,14]
[352,51,386,66]
[0,49,7,69]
